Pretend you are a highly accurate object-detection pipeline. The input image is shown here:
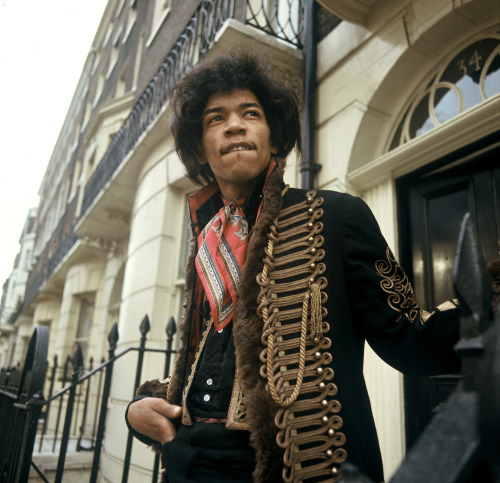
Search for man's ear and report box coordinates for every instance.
[198,146,208,165]
[271,144,279,155]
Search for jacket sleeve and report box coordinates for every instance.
[124,378,170,452]
[342,196,461,376]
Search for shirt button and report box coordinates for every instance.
[203,394,211,402]
[206,378,213,386]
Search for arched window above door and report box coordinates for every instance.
[389,33,500,151]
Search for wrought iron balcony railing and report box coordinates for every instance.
[245,0,303,46]
[19,0,304,318]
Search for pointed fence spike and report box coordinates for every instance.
[71,345,84,371]
[108,322,119,347]
[140,315,151,336]
[453,213,493,333]
[166,317,177,337]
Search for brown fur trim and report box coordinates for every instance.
[233,162,285,482]
[166,238,197,406]
[136,379,169,399]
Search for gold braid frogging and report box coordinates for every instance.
[257,189,347,482]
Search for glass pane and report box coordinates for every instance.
[484,47,500,98]
[426,188,469,306]
[389,122,403,151]
[433,87,460,124]
[409,93,433,139]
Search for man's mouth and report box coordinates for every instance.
[222,141,254,154]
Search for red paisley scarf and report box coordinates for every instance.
[195,198,248,331]
[194,160,276,332]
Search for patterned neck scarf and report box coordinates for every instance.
[193,160,276,332]
[195,197,249,331]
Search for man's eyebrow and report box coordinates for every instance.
[203,102,262,116]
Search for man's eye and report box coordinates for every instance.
[246,110,259,117]
[208,115,222,124]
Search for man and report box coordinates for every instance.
[126,49,460,483]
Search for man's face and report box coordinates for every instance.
[201,89,277,200]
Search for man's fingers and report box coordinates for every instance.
[128,397,181,444]
[153,399,182,419]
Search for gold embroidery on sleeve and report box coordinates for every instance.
[375,247,424,324]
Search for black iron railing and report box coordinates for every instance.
[245,0,304,47]
[0,326,48,483]
[0,315,177,483]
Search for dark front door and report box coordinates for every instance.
[396,140,500,447]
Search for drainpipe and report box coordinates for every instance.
[301,0,321,189]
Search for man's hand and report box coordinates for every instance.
[127,397,182,445]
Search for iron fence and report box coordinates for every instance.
[0,326,48,482]
[0,315,177,483]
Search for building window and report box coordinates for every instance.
[83,98,92,128]
[85,151,96,182]
[93,72,105,107]
[91,51,101,77]
[390,33,500,150]
[122,5,137,44]
[69,158,82,201]
[116,0,126,17]
[147,0,171,47]
[106,27,123,78]
[116,62,129,97]
[103,21,114,48]
[24,249,32,270]
[74,297,95,363]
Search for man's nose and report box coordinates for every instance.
[225,113,246,134]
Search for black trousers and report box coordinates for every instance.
[162,422,256,482]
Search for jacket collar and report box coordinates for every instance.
[188,159,277,237]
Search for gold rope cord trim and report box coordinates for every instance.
[227,369,250,430]
[257,190,347,482]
